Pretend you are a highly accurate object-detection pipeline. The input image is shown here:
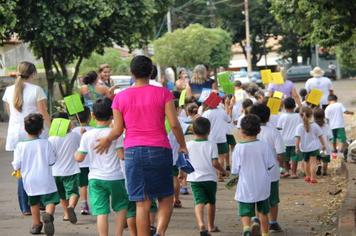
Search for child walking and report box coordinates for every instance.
[325,94,354,160]
[75,98,129,236]
[72,106,92,215]
[232,114,276,236]
[49,112,81,224]
[187,117,227,236]
[12,113,59,236]
[277,97,302,178]
[296,107,326,184]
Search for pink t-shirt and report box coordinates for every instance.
[112,85,174,149]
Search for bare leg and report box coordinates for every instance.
[268,205,278,222]
[194,204,206,231]
[30,204,41,226]
[173,177,180,206]
[291,161,298,177]
[68,194,79,208]
[136,199,151,236]
[45,203,55,215]
[127,217,137,236]
[258,213,269,234]
[323,163,328,175]
[207,204,216,231]
[156,195,174,236]
[114,210,127,236]
[60,199,69,219]
[310,156,317,181]
[80,186,88,202]
[304,161,311,178]
[241,216,251,230]
[97,215,109,236]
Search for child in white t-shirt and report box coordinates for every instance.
[71,106,92,215]
[249,104,285,232]
[231,114,276,236]
[12,113,59,236]
[49,112,81,224]
[313,108,333,176]
[325,94,354,160]
[296,107,326,184]
[75,98,128,236]
[202,104,231,182]
[236,98,253,129]
[277,97,302,178]
[187,117,227,236]
[223,95,237,172]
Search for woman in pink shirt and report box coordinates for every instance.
[96,56,187,236]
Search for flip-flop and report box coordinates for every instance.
[42,213,54,236]
[173,200,182,208]
[67,207,77,224]
[63,218,70,221]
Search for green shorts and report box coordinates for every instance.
[317,155,331,163]
[89,179,129,215]
[332,128,347,143]
[285,146,301,162]
[190,181,217,205]
[79,167,89,187]
[126,200,158,218]
[302,150,319,162]
[269,181,280,207]
[172,166,179,177]
[28,192,60,206]
[238,198,270,217]
[55,174,80,200]
[217,142,229,155]
[226,134,237,146]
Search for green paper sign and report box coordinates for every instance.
[179,89,187,107]
[49,118,71,137]
[165,118,171,134]
[217,72,231,86]
[64,94,84,115]
[222,82,234,95]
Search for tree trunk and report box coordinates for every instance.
[41,47,55,114]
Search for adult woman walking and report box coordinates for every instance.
[186,64,217,99]
[2,61,51,215]
[95,55,187,236]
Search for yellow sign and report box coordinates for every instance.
[267,97,282,115]
[306,89,323,105]
[260,69,272,84]
[273,91,283,99]
[179,89,187,107]
[271,72,284,84]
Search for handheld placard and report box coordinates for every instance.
[273,91,284,99]
[64,93,84,124]
[165,118,171,134]
[222,82,235,95]
[217,72,231,86]
[204,92,221,109]
[260,69,272,84]
[49,118,71,137]
[179,89,187,107]
[198,88,212,103]
[306,89,323,105]
[267,97,282,115]
[271,72,284,84]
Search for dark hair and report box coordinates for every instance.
[240,114,261,136]
[93,98,113,121]
[52,112,69,120]
[130,55,153,79]
[77,106,91,123]
[328,94,338,101]
[193,117,211,136]
[172,91,181,100]
[313,108,325,127]
[234,80,242,87]
[150,65,158,80]
[299,88,307,101]
[242,98,253,110]
[173,99,179,109]
[24,113,43,136]
[249,104,270,123]
[186,103,198,116]
[254,90,265,100]
[83,71,98,85]
[284,97,296,110]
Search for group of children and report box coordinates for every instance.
[11,78,353,236]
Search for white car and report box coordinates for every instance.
[111,75,132,94]
[231,71,262,85]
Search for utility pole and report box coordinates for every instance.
[167,10,172,33]
[244,0,252,74]
[315,44,319,66]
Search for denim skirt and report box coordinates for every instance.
[124,146,174,201]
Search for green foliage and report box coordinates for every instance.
[336,34,356,77]
[153,24,232,68]
[0,1,16,41]
[80,48,131,75]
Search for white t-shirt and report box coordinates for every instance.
[295,122,323,152]
[258,125,285,182]
[277,112,302,146]
[202,107,230,143]
[235,89,249,103]
[325,102,346,129]
[186,140,219,182]
[78,127,124,181]
[72,126,93,168]
[12,139,57,196]
[149,79,163,87]
[319,124,333,155]
[232,102,242,123]
[267,114,281,129]
[168,117,189,165]
[231,140,276,203]
[305,77,332,105]
[49,131,81,176]
[236,114,245,129]
[2,82,47,151]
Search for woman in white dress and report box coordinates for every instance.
[2,61,50,215]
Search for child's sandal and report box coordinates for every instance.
[310,179,318,184]
[30,223,43,235]
[304,176,311,183]
[173,200,182,208]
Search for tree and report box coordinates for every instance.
[153,24,232,69]
[1,0,171,112]
[336,34,356,77]
[0,1,16,41]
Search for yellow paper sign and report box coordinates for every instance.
[273,91,283,99]
[260,69,272,84]
[306,89,323,105]
[271,72,284,84]
[179,89,187,107]
[267,97,282,115]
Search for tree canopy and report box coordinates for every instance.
[153,24,232,69]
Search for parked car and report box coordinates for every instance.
[231,70,262,85]
[286,65,312,82]
[111,75,132,94]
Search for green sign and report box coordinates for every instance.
[64,94,84,115]
[217,72,231,86]
[179,89,187,107]
[49,118,71,137]
[222,82,235,95]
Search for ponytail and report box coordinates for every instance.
[302,113,310,132]
[300,106,312,132]
[313,107,325,127]
[13,61,37,112]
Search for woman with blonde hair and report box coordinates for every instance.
[2,61,51,215]
[186,64,217,98]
